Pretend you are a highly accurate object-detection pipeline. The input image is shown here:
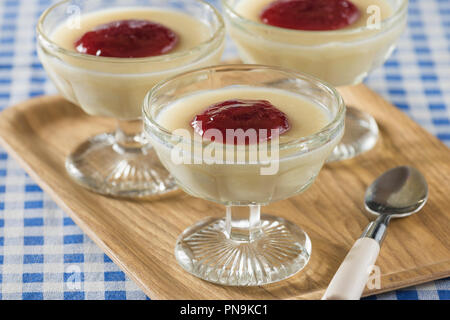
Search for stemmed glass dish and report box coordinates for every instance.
[222,0,408,162]
[37,0,225,197]
[143,65,345,286]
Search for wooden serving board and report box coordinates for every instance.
[0,84,449,299]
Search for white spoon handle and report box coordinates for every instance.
[322,237,380,300]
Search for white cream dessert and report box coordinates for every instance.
[38,7,224,119]
[149,87,343,204]
[223,0,407,86]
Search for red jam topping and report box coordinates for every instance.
[74,19,178,58]
[260,0,361,31]
[191,99,290,144]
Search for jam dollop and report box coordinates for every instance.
[260,0,361,31]
[74,19,178,58]
[191,99,290,144]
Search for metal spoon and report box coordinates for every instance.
[322,166,428,300]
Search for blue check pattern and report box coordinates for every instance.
[0,0,449,300]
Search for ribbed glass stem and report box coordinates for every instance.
[225,205,262,242]
[114,119,147,151]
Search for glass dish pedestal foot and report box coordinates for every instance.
[327,106,379,162]
[175,205,311,286]
[65,119,177,198]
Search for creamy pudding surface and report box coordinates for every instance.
[236,0,393,31]
[157,87,330,144]
[38,8,223,119]
[149,86,341,204]
[52,8,209,57]
[225,0,406,86]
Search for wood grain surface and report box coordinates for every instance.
[0,84,448,299]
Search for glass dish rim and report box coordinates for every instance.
[36,0,225,64]
[143,64,346,153]
[221,0,408,42]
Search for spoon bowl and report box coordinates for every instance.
[365,166,428,218]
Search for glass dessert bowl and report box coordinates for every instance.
[37,0,225,197]
[222,0,408,162]
[143,65,345,286]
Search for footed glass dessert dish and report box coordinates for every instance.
[143,65,345,285]
[37,0,225,197]
[222,0,408,162]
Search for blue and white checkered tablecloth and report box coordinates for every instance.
[0,0,448,300]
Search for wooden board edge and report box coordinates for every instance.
[361,260,450,297]
[0,112,160,299]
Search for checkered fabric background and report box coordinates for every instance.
[0,0,448,300]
